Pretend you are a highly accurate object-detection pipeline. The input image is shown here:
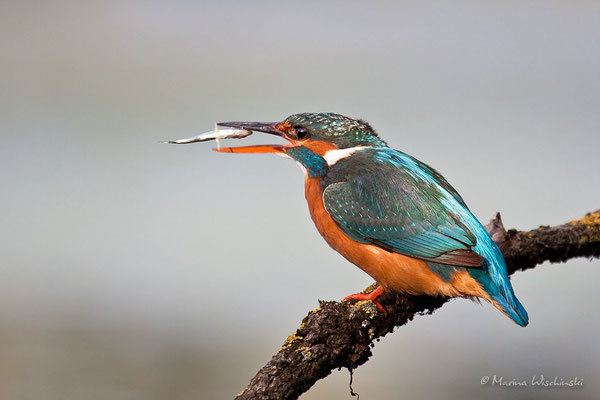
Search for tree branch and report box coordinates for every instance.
[235,210,600,400]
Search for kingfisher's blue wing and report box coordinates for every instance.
[322,148,484,267]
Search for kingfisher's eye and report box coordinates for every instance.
[295,127,309,139]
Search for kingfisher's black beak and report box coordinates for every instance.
[217,122,284,137]
[215,121,290,154]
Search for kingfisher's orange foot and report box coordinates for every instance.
[343,285,387,317]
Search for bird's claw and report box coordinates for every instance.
[343,285,387,317]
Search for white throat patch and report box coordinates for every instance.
[322,146,368,166]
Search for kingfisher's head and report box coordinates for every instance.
[216,112,387,177]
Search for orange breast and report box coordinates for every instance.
[305,177,488,299]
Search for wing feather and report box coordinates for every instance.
[321,149,483,268]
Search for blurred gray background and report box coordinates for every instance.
[1,1,599,399]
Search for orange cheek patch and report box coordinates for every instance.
[302,139,338,156]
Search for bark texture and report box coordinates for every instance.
[235,210,600,400]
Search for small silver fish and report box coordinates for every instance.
[166,123,252,146]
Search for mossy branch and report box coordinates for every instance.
[235,210,600,400]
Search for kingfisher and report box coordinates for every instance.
[194,113,529,326]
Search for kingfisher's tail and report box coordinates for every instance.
[457,210,529,327]
[469,260,529,327]
[488,290,529,327]
[437,196,529,326]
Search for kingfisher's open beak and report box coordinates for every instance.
[214,121,290,153]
